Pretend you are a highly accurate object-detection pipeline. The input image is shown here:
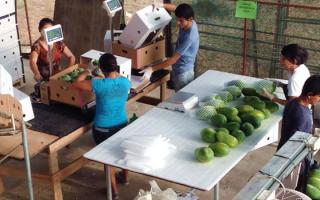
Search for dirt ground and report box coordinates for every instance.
[0,1,307,200]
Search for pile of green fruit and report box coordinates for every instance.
[58,68,92,83]
[306,169,320,199]
[194,79,280,163]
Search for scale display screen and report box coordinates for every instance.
[47,28,62,43]
[107,0,121,11]
[42,24,64,45]
[102,0,122,16]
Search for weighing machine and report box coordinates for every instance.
[102,0,122,53]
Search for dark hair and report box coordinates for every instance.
[38,18,54,32]
[281,44,308,65]
[175,3,194,20]
[301,75,320,97]
[99,53,119,73]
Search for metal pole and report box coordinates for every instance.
[23,0,33,48]
[241,19,248,75]
[109,15,113,53]
[104,165,112,200]
[21,121,34,200]
[48,45,53,77]
[213,182,219,200]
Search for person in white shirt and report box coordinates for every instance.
[261,44,310,105]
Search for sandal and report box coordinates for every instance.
[112,192,119,200]
[115,171,129,185]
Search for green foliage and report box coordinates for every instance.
[192,0,232,20]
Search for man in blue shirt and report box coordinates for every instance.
[141,3,199,91]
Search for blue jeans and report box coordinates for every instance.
[171,70,194,91]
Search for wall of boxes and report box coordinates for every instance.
[0,0,24,83]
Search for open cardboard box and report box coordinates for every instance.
[112,37,165,70]
[49,64,95,108]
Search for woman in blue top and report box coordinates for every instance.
[73,53,130,199]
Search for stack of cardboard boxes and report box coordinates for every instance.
[110,5,172,70]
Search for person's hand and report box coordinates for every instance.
[264,78,285,87]
[259,88,275,101]
[34,73,42,82]
[139,66,153,81]
[152,0,163,11]
[272,79,285,87]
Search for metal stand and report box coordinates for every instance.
[0,111,34,200]
[213,183,219,200]
[21,120,34,200]
[48,44,53,76]
[104,165,112,200]
[109,15,114,53]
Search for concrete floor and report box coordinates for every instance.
[0,59,280,200]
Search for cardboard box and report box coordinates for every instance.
[119,5,171,49]
[49,64,95,108]
[0,94,23,128]
[112,38,165,69]
[13,88,34,121]
[80,49,132,80]
[40,82,50,105]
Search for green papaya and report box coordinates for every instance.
[211,114,227,127]
[264,101,279,113]
[231,129,246,143]
[241,122,255,136]
[236,105,254,114]
[194,147,214,163]
[200,128,216,143]
[209,142,230,157]
[223,122,240,132]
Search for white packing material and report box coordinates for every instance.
[0,64,13,96]
[119,5,172,49]
[119,135,176,172]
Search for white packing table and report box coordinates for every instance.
[84,70,284,200]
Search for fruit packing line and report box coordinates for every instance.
[234,131,320,200]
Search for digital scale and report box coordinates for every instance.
[102,0,122,53]
[41,24,64,77]
[158,91,199,113]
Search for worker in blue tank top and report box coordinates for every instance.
[73,53,130,199]
[141,3,199,91]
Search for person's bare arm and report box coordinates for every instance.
[272,96,297,105]
[72,70,92,91]
[163,3,176,12]
[152,52,180,71]
[63,45,75,67]
[29,51,42,81]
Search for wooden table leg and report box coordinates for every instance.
[0,176,4,194]
[48,152,63,200]
[160,81,167,102]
